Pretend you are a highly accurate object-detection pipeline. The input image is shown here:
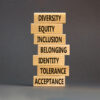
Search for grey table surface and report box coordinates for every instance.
[0,84,100,100]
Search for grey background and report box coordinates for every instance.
[0,0,100,86]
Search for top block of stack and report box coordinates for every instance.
[34,12,66,24]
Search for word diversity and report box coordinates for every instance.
[31,12,70,87]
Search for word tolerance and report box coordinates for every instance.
[40,68,66,74]
[37,66,69,76]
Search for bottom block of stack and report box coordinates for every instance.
[33,76,65,87]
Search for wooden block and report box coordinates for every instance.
[33,76,65,87]
[34,12,66,24]
[33,55,65,66]
[37,65,69,76]
[38,44,70,55]
[34,34,66,45]
[31,23,63,34]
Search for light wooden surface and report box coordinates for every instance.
[1,85,100,100]
[32,12,69,87]
[33,76,65,87]
[34,12,66,24]
[33,55,65,66]
[31,23,63,34]
[37,65,69,76]
[38,44,70,55]
[34,34,66,44]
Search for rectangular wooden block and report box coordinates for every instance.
[33,76,65,87]
[34,34,66,45]
[34,12,66,24]
[37,66,69,76]
[33,55,65,66]
[38,44,70,55]
[31,23,63,34]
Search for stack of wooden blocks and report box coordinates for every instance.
[31,12,70,87]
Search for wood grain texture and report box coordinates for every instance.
[34,34,66,44]
[31,23,63,34]
[37,65,69,76]
[34,12,66,24]
[33,76,65,87]
[38,44,70,55]
[33,55,65,66]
